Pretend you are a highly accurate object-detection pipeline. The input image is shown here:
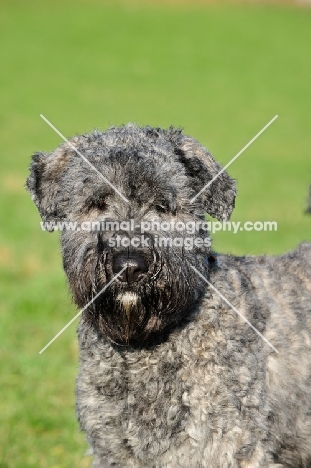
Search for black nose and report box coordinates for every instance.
[112,254,148,283]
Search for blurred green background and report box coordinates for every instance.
[0,0,310,466]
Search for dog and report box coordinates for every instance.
[27,124,311,467]
[306,186,311,214]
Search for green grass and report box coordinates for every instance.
[0,1,311,466]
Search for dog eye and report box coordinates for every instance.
[88,198,108,212]
[95,199,108,211]
[155,204,167,214]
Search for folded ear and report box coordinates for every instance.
[175,135,236,221]
[26,145,71,231]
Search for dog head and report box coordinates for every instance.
[27,124,236,345]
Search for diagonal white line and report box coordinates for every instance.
[39,267,127,354]
[191,265,279,353]
[40,114,129,204]
[190,115,278,203]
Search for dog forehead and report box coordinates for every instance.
[62,128,188,193]
[47,141,188,219]
[70,124,179,154]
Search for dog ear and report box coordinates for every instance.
[26,145,71,231]
[175,135,237,221]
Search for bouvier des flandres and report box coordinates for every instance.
[27,124,311,467]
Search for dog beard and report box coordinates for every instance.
[84,274,199,346]
[75,247,207,346]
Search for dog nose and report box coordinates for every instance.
[112,254,148,283]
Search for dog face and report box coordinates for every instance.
[27,124,236,345]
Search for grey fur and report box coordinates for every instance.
[26,124,311,467]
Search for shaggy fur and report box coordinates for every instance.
[26,124,311,467]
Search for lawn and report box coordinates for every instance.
[0,0,311,466]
